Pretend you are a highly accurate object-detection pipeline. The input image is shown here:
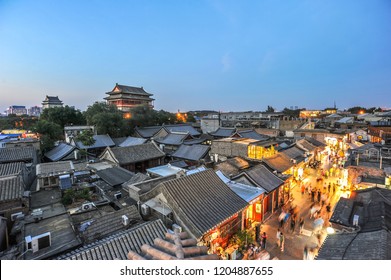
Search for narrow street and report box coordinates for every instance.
[258,157,343,260]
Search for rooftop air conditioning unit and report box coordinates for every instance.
[81,202,95,211]
[122,215,129,226]
[25,232,51,253]
[114,192,122,200]
[141,204,150,216]
[172,224,182,233]
[11,212,24,222]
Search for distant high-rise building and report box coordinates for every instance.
[28,106,42,116]
[42,95,63,109]
[104,83,155,112]
[6,105,27,116]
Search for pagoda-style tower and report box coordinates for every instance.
[42,95,63,109]
[104,83,155,112]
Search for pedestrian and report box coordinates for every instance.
[321,193,327,207]
[332,183,336,194]
[276,228,281,247]
[278,210,286,228]
[326,203,331,219]
[280,233,285,252]
[328,182,331,193]
[299,217,304,234]
[311,188,315,202]
[261,232,267,250]
[303,246,308,260]
[310,205,317,219]
[290,215,296,233]
[317,189,321,203]
[301,184,305,196]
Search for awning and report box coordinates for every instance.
[144,198,172,216]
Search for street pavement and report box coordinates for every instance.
[258,159,342,260]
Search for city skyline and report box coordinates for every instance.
[1,0,391,113]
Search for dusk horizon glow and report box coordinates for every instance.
[1,0,391,113]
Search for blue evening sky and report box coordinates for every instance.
[0,0,390,113]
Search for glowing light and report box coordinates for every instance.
[326,227,335,234]
[123,113,132,119]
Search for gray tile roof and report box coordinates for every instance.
[103,142,165,165]
[317,229,391,260]
[44,142,76,161]
[75,134,115,149]
[281,146,306,163]
[79,206,142,243]
[305,137,326,147]
[155,132,190,146]
[122,173,150,186]
[330,187,391,232]
[262,153,294,173]
[296,139,317,152]
[134,126,162,138]
[0,162,24,177]
[164,124,201,137]
[0,147,36,163]
[236,130,269,141]
[233,164,284,193]
[112,137,127,146]
[57,220,167,260]
[96,166,135,187]
[210,127,236,137]
[160,169,248,238]
[36,161,74,176]
[171,144,210,161]
[118,136,147,147]
[0,176,24,202]
[108,84,153,96]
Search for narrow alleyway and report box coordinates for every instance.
[258,158,343,260]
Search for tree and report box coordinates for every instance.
[40,106,86,128]
[266,105,275,113]
[34,119,63,152]
[282,107,303,118]
[84,102,127,137]
[347,106,367,114]
[75,130,96,160]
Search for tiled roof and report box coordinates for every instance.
[171,144,210,161]
[36,161,74,176]
[159,169,248,238]
[233,164,284,192]
[164,124,201,137]
[45,142,76,161]
[57,220,167,260]
[305,137,326,147]
[96,166,134,187]
[122,173,150,186]
[111,137,127,146]
[79,206,142,243]
[96,166,135,187]
[281,146,306,163]
[317,229,391,260]
[103,142,165,165]
[0,162,24,177]
[296,139,317,152]
[330,187,391,232]
[118,136,147,147]
[0,147,36,163]
[108,84,153,96]
[236,130,269,141]
[134,126,162,138]
[75,134,115,149]
[0,176,24,202]
[227,157,249,169]
[155,132,190,146]
[43,95,63,104]
[210,127,236,137]
[262,153,294,173]
[128,231,219,260]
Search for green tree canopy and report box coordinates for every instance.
[84,102,127,137]
[347,106,367,114]
[40,106,86,128]
[34,119,63,152]
[266,105,275,113]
